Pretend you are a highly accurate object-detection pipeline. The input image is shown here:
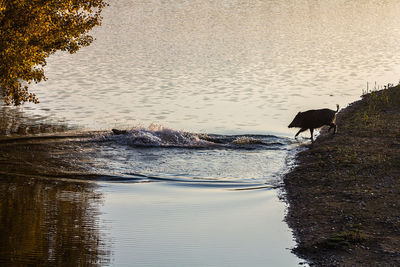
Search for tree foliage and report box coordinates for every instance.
[0,0,108,105]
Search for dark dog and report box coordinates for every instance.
[288,104,339,141]
[112,129,128,135]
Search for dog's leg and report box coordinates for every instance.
[327,123,337,134]
[295,128,308,138]
[310,128,314,142]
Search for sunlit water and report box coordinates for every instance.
[25,0,400,133]
[0,118,301,266]
[2,0,400,265]
[90,124,294,183]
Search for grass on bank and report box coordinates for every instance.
[285,84,400,265]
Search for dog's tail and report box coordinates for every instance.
[335,104,339,113]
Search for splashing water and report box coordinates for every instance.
[84,124,296,186]
[98,123,212,147]
[99,123,288,149]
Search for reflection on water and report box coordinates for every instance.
[0,108,110,266]
[0,107,71,137]
[99,183,300,266]
[0,107,301,265]
[4,0,400,265]
[0,175,110,266]
[26,0,400,134]
[0,107,292,185]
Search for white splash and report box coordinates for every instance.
[108,123,214,147]
[231,136,263,145]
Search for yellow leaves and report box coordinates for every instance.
[0,0,107,105]
[0,3,5,19]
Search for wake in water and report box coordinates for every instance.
[99,123,289,150]
[0,121,297,188]
[108,123,213,147]
[82,124,297,187]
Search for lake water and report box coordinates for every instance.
[2,0,400,266]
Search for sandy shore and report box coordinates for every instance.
[283,85,400,266]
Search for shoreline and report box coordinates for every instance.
[283,85,400,265]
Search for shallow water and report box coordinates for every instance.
[0,176,111,266]
[99,183,298,267]
[3,0,400,265]
[0,110,302,265]
[89,125,294,183]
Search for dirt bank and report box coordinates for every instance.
[284,85,400,266]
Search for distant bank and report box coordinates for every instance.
[284,84,400,266]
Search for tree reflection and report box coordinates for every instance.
[0,106,110,266]
[0,176,110,266]
[0,106,71,136]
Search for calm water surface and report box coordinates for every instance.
[2,0,400,266]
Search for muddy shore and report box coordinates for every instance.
[284,85,400,266]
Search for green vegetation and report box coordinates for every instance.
[284,84,400,265]
[321,224,369,249]
[348,84,400,134]
[0,0,107,105]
